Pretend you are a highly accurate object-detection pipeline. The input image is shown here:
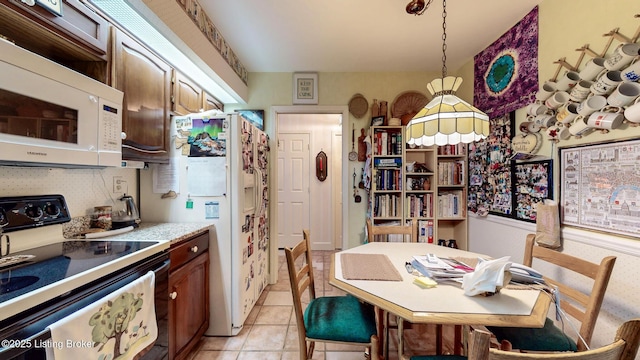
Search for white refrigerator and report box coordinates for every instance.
[139,111,269,336]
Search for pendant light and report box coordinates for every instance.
[405,0,490,146]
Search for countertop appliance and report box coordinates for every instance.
[0,195,169,359]
[140,112,270,336]
[112,194,141,229]
[0,38,123,168]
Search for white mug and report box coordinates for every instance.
[555,71,581,91]
[621,59,640,82]
[587,111,624,130]
[577,95,607,116]
[533,114,556,129]
[557,126,571,140]
[604,43,640,71]
[569,116,594,138]
[607,82,640,107]
[591,70,622,96]
[569,80,594,102]
[521,120,541,133]
[556,102,580,125]
[579,57,606,81]
[535,82,557,102]
[526,103,549,116]
[545,91,570,110]
[623,97,640,124]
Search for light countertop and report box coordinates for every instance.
[103,222,214,245]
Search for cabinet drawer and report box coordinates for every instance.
[170,232,209,270]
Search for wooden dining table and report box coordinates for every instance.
[329,242,552,359]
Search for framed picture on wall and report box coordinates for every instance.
[236,109,264,130]
[293,72,318,104]
[559,139,640,237]
[513,159,553,222]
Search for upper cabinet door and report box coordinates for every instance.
[113,28,171,163]
[172,70,203,116]
[202,91,224,113]
[0,0,108,59]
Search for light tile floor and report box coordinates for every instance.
[187,250,457,360]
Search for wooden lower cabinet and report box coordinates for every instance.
[168,233,209,360]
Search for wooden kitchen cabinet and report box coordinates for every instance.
[168,232,209,360]
[202,91,224,112]
[172,70,224,115]
[172,71,203,115]
[112,27,172,163]
[0,0,109,81]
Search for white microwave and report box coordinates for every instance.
[0,39,123,168]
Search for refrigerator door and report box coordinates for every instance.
[230,117,258,328]
[254,127,270,298]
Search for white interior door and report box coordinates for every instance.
[332,131,343,249]
[277,133,310,249]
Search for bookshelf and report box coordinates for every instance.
[368,126,468,248]
[371,126,403,223]
[436,144,468,249]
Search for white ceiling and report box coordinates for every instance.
[199,0,542,73]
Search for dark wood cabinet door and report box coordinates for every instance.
[168,251,209,360]
[0,0,108,59]
[113,28,171,163]
[172,71,203,115]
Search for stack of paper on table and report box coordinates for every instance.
[411,255,473,282]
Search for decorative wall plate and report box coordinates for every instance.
[391,91,429,124]
[348,94,368,118]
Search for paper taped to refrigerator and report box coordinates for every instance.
[187,157,226,196]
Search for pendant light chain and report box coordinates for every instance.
[441,0,448,78]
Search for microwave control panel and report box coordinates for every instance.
[98,100,122,152]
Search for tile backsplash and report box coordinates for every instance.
[0,166,138,217]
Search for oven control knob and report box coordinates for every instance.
[0,208,7,227]
[44,202,60,217]
[169,291,178,300]
[24,204,43,220]
[190,246,198,253]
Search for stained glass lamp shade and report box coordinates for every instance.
[406,76,490,146]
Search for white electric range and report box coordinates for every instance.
[0,195,170,359]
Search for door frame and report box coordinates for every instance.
[268,105,349,284]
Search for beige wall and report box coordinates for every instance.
[227,71,451,248]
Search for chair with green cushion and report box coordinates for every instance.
[487,234,616,352]
[285,229,380,360]
[412,319,640,360]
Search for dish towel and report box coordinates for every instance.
[46,271,158,360]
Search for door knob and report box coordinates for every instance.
[169,291,177,299]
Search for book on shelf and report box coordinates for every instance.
[438,160,465,185]
[374,194,400,217]
[374,157,402,168]
[438,143,467,156]
[417,220,434,243]
[437,190,464,217]
[374,130,402,156]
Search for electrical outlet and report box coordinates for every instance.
[113,176,127,193]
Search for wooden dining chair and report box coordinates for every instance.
[366,218,416,243]
[487,234,617,352]
[410,318,640,360]
[285,229,380,360]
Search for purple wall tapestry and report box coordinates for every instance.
[474,6,538,119]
